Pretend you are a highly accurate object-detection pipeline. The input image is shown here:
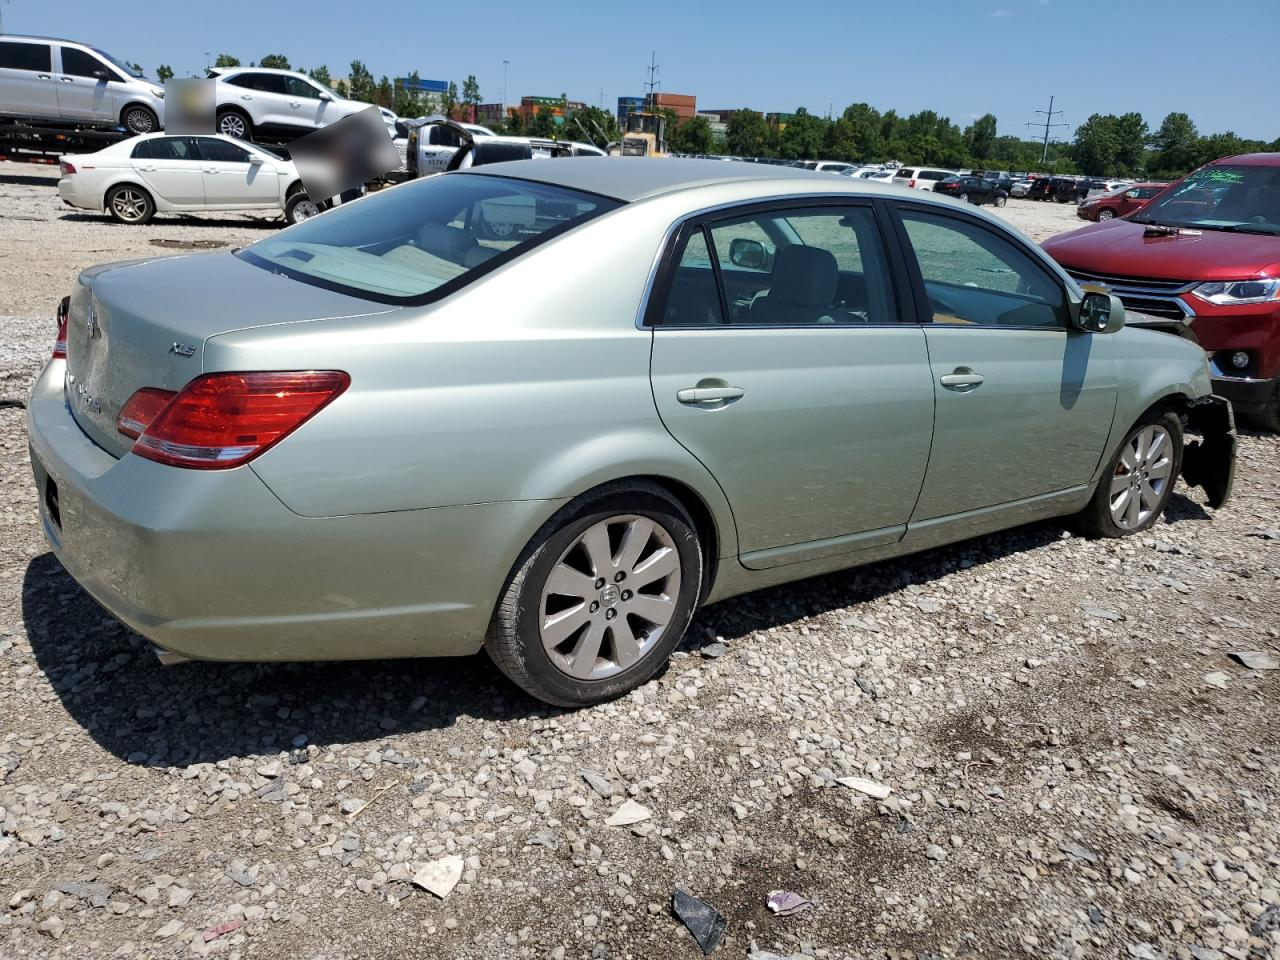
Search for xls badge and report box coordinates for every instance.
[86,303,99,338]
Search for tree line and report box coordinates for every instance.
[154,56,1278,177]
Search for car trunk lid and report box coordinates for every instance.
[64,251,392,458]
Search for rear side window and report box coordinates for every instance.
[897,168,917,179]
[228,73,286,94]
[239,173,620,304]
[921,171,949,181]
[659,228,724,326]
[131,137,198,161]
[0,41,51,71]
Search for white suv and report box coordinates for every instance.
[0,35,165,133]
[209,67,377,142]
[892,166,956,191]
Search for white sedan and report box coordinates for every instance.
[57,133,313,225]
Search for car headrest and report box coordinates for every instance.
[769,245,838,307]
[417,223,475,261]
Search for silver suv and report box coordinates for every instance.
[0,35,165,133]
[209,67,377,142]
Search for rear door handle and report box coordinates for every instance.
[203,167,218,174]
[240,94,253,101]
[677,385,745,405]
[59,77,74,83]
[939,369,984,391]
[289,101,301,108]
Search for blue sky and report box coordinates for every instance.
[6,0,1273,141]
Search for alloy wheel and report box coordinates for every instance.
[1109,424,1173,530]
[123,107,155,134]
[538,515,681,681]
[110,188,149,223]
[219,113,247,138]
[1098,209,1115,221]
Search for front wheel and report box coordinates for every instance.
[1097,209,1116,221]
[106,184,155,224]
[486,482,703,707]
[1077,411,1183,537]
[958,192,969,203]
[994,193,1007,207]
[121,104,158,135]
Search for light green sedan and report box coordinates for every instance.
[27,159,1237,707]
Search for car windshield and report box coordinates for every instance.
[1130,164,1280,234]
[238,174,621,304]
[92,46,143,78]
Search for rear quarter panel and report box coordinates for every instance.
[210,190,739,556]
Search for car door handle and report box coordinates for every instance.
[677,385,745,405]
[939,369,984,391]
[139,164,157,172]
[59,76,74,83]
[289,101,301,107]
[202,167,219,174]
[240,94,253,101]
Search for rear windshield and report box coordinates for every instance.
[1130,164,1280,234]
[239,174,621,304]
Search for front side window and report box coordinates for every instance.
[239,173,619,303]
[60,47,113,79]
[197,137,250,163]
[0,41,51,71]
[285,76,321,99]
[899,209,1065,328]
[654,205,896,326]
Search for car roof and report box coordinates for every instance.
[1,34,85,44]
[209,66,310,77]
[1212,153,1280,167]
[459,157,915,203]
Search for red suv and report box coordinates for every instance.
[1076,182,1165,222]
[1043,154,1280,430]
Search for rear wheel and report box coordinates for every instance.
[485,482,703,708]
[106,184,155,224]
[958,192,969,203]
[1077,411,1183,537]
[994,193,1007,207]
[217,109,252,141]
[284,192,321,225]
[1097,208,1116,221]
[121,104,157,135]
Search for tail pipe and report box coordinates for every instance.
[151,644,191,667]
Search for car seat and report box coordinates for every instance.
[748,245,839,324]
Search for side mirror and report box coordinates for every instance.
[728,237,766,270]
[318,92,333,102]
[248,154,263,165]
[92,69,108,81]
[1075,291,1125,334]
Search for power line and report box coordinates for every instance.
[1026,95,1068,164]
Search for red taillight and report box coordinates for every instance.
[53,296,69,359]
[127,371,350,470]
[59,160,76,176]
[909,179,916,188]
[116,387,177,439]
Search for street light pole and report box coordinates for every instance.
[502,59,509,112]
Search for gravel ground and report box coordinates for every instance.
[2,163,1278,960]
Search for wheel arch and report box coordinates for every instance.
[118,101,158,130]
[103,179,154,208]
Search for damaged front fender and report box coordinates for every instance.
[1180,395,1236,509]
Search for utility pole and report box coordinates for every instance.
[502,59,509,112]
[1026,95,1067,164]
[644,51,660,110]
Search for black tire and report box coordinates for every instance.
[994,193,1007,207]
[216,108,253,141]
[958,192,969,203]
[485,481,703,708]
[1077,410,1183,538]
[105,183,155,224]
[121,104,158,135]
[1248,382,1280,432]
[1097,209,1116,221]
[284,191,321,226]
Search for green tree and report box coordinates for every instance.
[528,106,557,138]
[214,53,240,68]
[824,102,883,162]
[441,81,459,119]
[1113,112,1149,175]
[375,77,394,109]
[1071,112,1148,176]
[461,74,481,110]
[567,106,619,148]
[308,65,332,89]
[777,108,828,160]
[333,78,349,99]
[964,113,998,163]
[502,109,525,136]
[726,109,772,157]
[259,54,291,70]
[1150,112,1199,177]
[347,61,376,104]
[393,73,425,118]
[156,64,174,82]
[672,115,714,154]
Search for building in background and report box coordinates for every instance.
[646,92,696,125]
[617,95,645,128]
[476,103,506,127]
[519,96,586,127]
[696,111,728,138]
[766,112,798,131]
[700,109,737,124]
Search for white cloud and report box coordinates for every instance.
[991,7,1011,16]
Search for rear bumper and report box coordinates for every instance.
[26,360,556,662]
